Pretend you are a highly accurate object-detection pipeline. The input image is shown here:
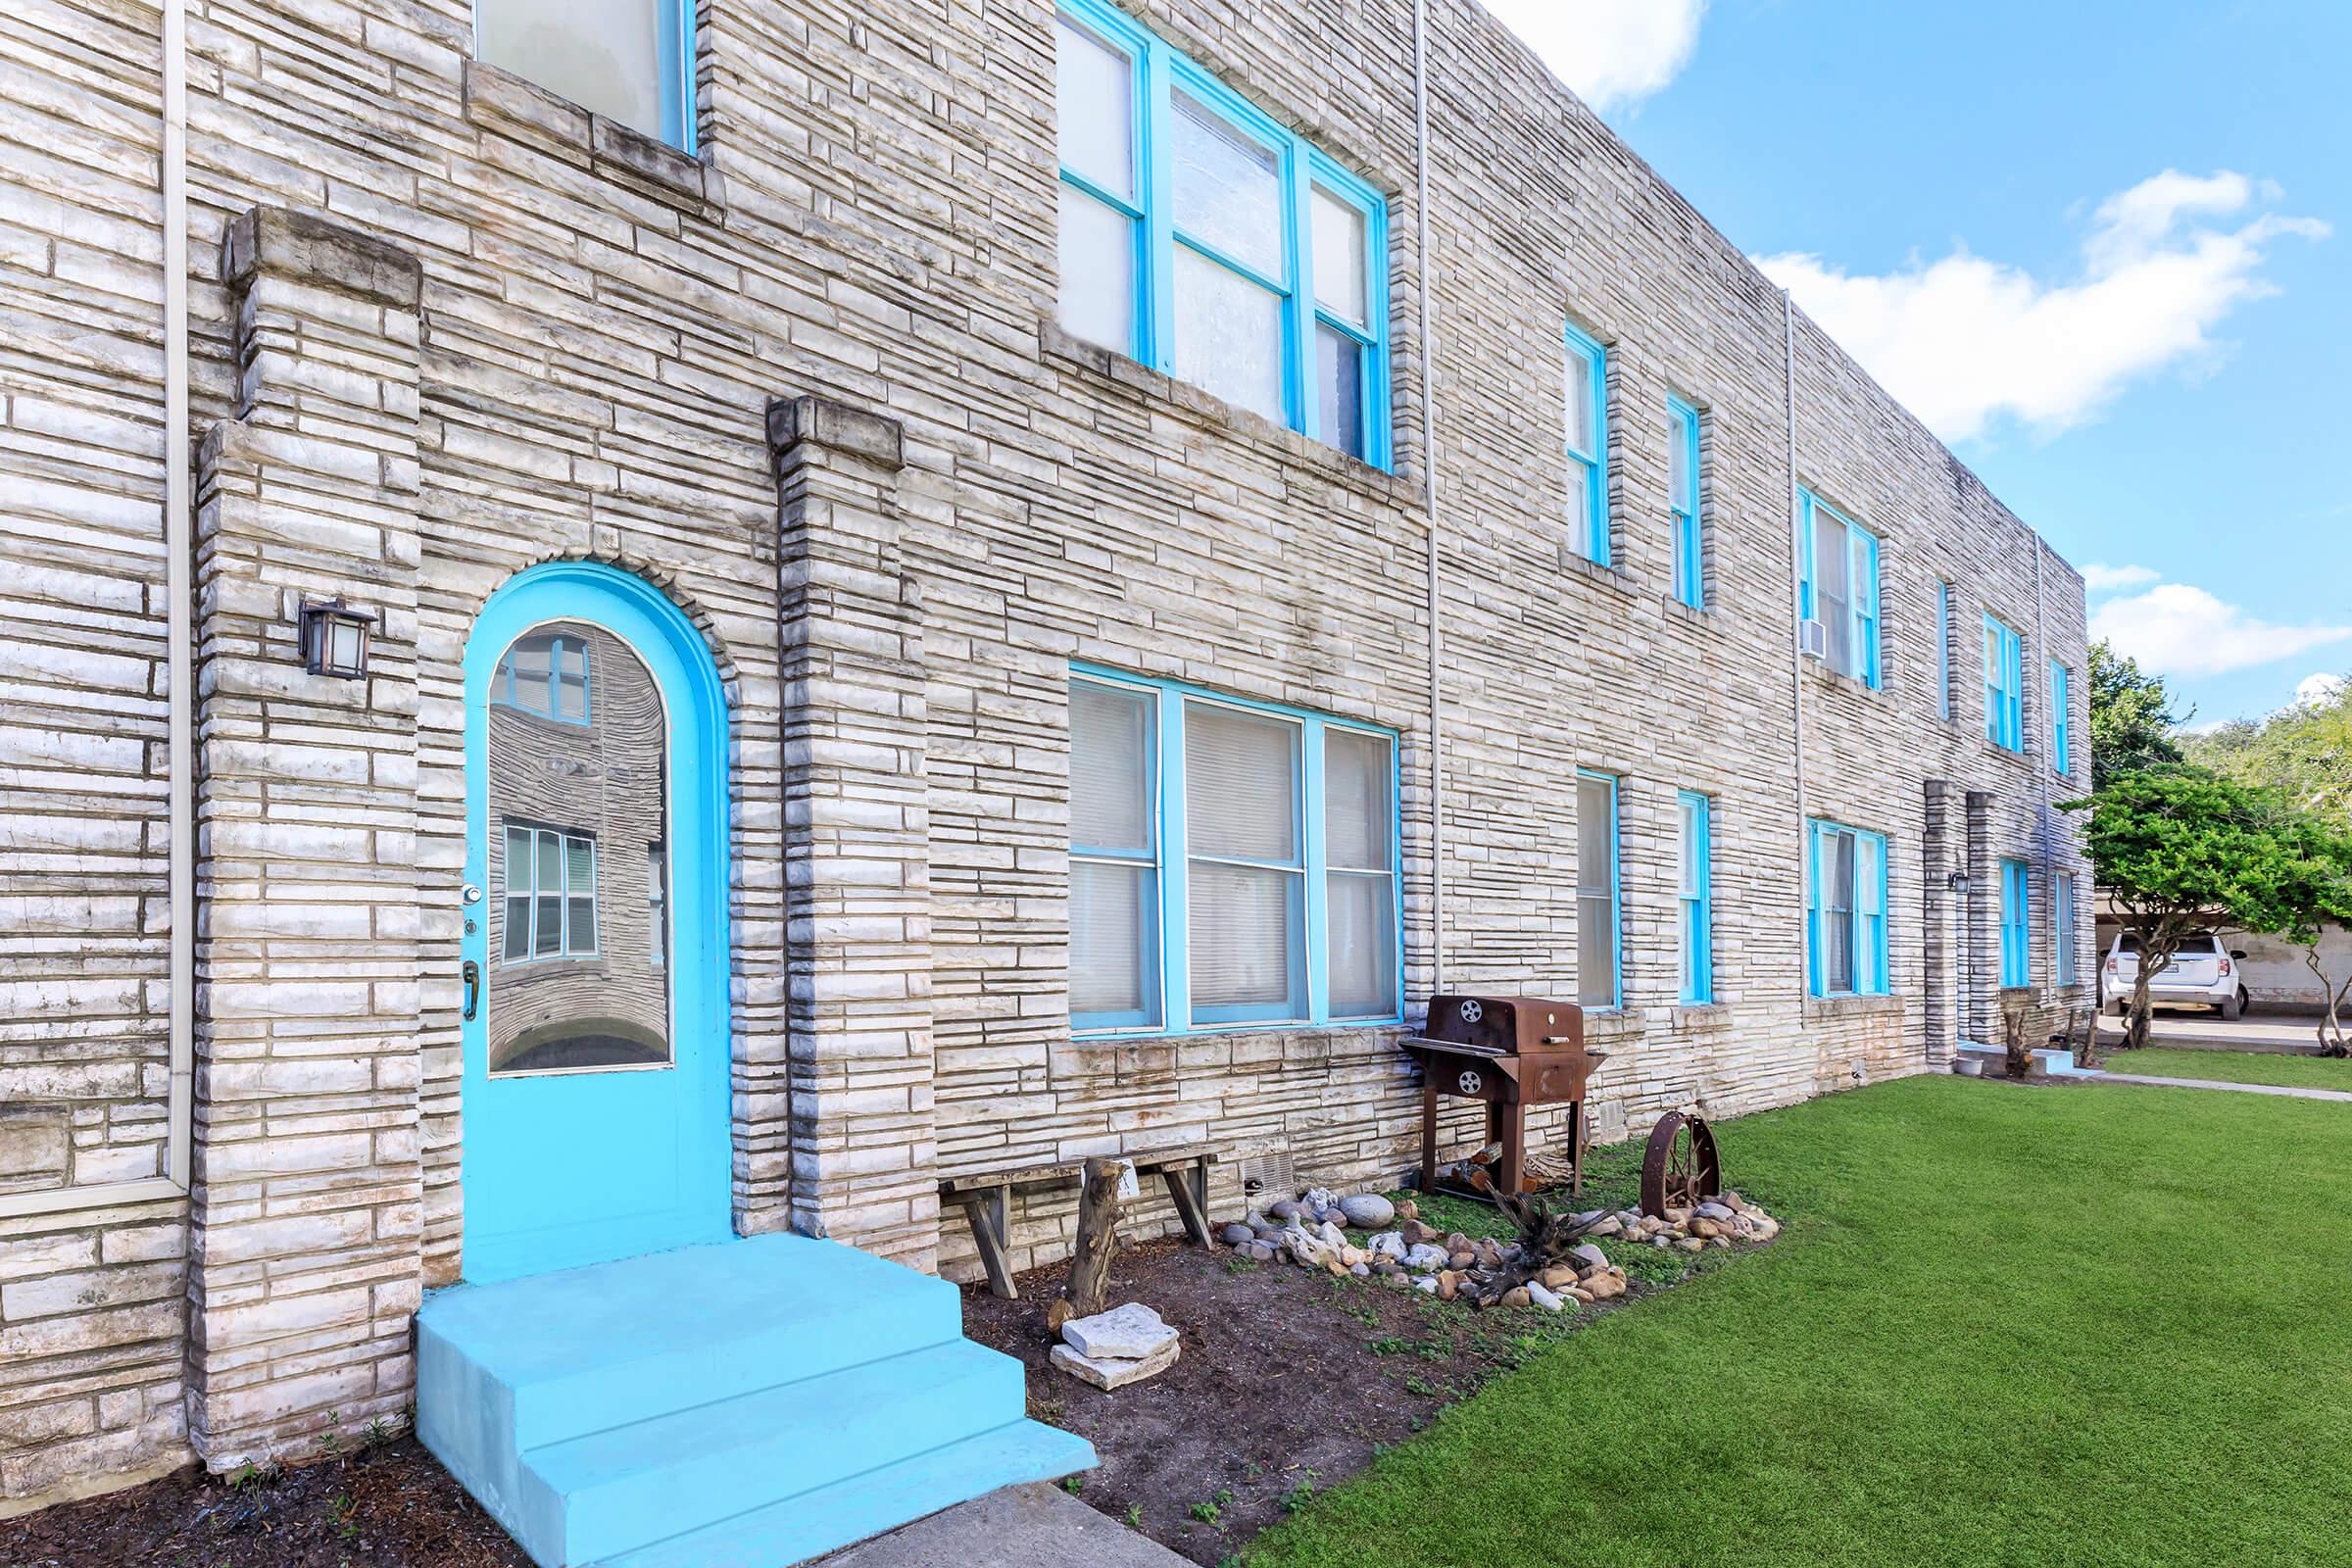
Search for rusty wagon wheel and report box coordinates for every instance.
[1639,1110,1722,1217]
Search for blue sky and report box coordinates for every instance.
[1487,0,2351,726]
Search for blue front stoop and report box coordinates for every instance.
[416,1233,1096,1568]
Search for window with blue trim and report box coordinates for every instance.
[475,0,697,152]
[502,824,598,963]
[1984,613,2024,751]
[1053,2,1391,466]
[1935,578,1954,720]
[1068,669,1400,1034]
[1668,396,1702,607]
[1807,819,1887,997]
[1999,858,2031,987]
[1798,490,1880,687]
[1678,791,1713,1004]
[493,632,592,724]
[2051,660,2072,775]
[1564,325,1610,564]
[2055,869,2079,987]
[1576,770,1620,1006]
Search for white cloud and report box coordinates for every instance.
[1756,169,2327,442]
[2295,672,2347,708]
[2080,563,2162,595]
[1482,0,1707,115]
[2089,581,2352,680]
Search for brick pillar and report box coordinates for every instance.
[765,395,939,1272]
[1963,789,1993,1046]
[1922,780,1953,1065]
[187,208,424,1467]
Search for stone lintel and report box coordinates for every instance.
[766,393,906,474]
[223,207,422,312]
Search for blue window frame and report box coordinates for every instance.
[2051,660,2073,775]
[2000,858,2031,987]
[1678,791,1714,1004]
[1576,770,1621,1007]
[1668,396,1702,607]
[1068,666,1402,1035]
[1565,325,1610,564]
[1052,0,1392,467]
[1807,818,1888,998]
[501,823,598,963]
[1984,613,2024,752]
[2055,869,2079,987]
[1935,579,1954,720]
[1798,490,1880,687]
[474,0,697,153]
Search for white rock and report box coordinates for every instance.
[1403,1243,1448,1272]
[1316,1220,1347,1249]
[1061,1302,1178,1361]
[1052,1336,1181,1390]
[1526,1282,1567,1312]
[1339,1193,1396,1229]
[1414,1275,1441,1294]
[1368,1231,1408,1260]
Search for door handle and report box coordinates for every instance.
[463,959,480,1021]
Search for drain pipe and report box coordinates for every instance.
[1411,0,1446,993]
[163,0,194,1192]
[1782,292,1806,1013]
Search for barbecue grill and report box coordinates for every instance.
[1400,994,1606,1198]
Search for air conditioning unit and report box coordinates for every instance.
[1799,618,1828,660]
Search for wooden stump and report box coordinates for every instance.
[1065,1156,1127,1318]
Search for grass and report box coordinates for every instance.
[1244,1075,2352,1567]
[2106,1045,2352,1091]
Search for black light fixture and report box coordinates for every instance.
[299,598,374,680]
[1947,868,1972,894]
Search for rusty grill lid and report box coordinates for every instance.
[1408,994,1586,1055]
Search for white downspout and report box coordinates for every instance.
[1411,0,1445,994]
[1783,292,1806,1015]
[164,0,194,1192]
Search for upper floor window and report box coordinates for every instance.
[1678,791,1714,1004]
[1984,614,2024,752]
[1935,578,1954,720]
[1808,818,1887,998]
[1999,858,2031,987]
[1069,668,1400,1034]
[493,632,592,724]
[1576,770,1620,1007]
[475,0,696,152]
[1798,490,1880,688]
[2051,660,2073,775]
[1564,325,1611,565]
[1053,2,1391,466]
[1668,396,1702,607]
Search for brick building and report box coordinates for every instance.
[0,0,2090,1547]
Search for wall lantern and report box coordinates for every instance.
[299,598,375,680]
[1947,869,1972,895]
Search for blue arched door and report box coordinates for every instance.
[459,563,733,1283]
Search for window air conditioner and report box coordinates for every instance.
[1799,619,1828,660]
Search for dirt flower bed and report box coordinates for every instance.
[0,1431,532,1568]
[962,1144,1783,1565]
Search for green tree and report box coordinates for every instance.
[2086,640,2185,788]
[2230,808,2352,1057]
[2061,767,2312,1050]
[2187,672,2352,828]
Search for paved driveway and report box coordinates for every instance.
[2094,1010,2328,1054]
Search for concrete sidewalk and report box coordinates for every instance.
[816,1482,1191,1568]
[2095,1072,2352,1103]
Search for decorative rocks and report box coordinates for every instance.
[1339,1193,1396,1229]
[1568,1243,1611,1273]
[1525,1281,1567,1312]
[1403,1243,1449,1272]
[1368,1231,1408,1261]
[1053,1302,1181,1390]
[1219,1222,1255,1247]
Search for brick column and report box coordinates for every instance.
[1922,780,1953,1065]
[1963,789,1993,1046]
[765,395,939,1272]
[187,209,424,1467]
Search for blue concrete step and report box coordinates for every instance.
[519,1341,1025,1563]
[416,1233,1096,1568]
[597,1420,1100,1568]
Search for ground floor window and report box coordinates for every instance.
[2054,868,2078,987]
[1678,790,1713,1004]
[1068,667,1400,1035]
[2001,858,2031,987]
[1808,818,1887,997]
[1577,771,1621,1007]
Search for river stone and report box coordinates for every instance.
[1061,1302,1178,1361]
[1526,1281,1567,1312]
[1568,1243,1611,1273]
[1052,1336,1180,1391]
[1368,1231,1408,1260]
[1267,1199,1299,1222]
[1694,1200,1736,1221]
[1219,1222,1255,1246]
[1403,1243,1448,1272]
[1339,1194,1396,1229]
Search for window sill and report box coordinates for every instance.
[1809,993,1904,1021]
[1040,322,1417,510]
[1670,1003,1733,1029]
[1559,549,1637,599]
[1071,1016,1406,1047]
[463,61,726,218]
[1577,1006,1646,1044]
[1662,596,1715,629]
[1802,659,1887,705]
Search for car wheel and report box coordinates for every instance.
[2221,991,2242,1021]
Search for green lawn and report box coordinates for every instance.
[2106,1045,2352,1091]
[1246,1076,2352,1567]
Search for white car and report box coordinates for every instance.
[2101,931,2249,1020]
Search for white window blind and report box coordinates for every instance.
[1576,773,1618,1007]
[1186,702,1301,1012]
[1070,680,1159,1025]
[1324,728,1396,1019]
